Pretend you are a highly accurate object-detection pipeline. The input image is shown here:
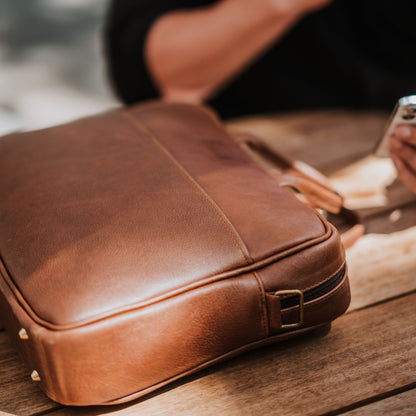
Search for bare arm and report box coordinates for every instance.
[145,0,332,103]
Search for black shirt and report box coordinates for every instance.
[104,0,416,119]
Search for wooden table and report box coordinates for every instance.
[1,111,416,416]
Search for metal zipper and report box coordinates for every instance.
[280,264,346,309]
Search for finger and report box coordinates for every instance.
[393,124,416,148]
[390,137,416,173]
[391,154,416,194]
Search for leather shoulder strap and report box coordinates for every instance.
[232,132,364,248]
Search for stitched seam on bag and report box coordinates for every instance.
[252,271,268,338]
[282,272,348,312]
[264,261,346,295]
[300,261,346,293]
[122,111,252,265]
[126,104,332,259]
[102,326,312,405]
[0,223,333,331]
[127,101,224,129]
[308,274,348,307]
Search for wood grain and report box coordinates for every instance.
[32,293,416,416]
[358,181,416,219]
[227,110,388,173]
[346,226,416,311]
[341,388,416,416]
[363,202,416,234]
[0,333,60,416]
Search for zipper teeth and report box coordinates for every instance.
[280,264,346,309]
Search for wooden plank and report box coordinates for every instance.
[340,388,416,416]
[364,202,416,234]
[325,200,416,239]
[358,181,416,219]
[0,333,60,416]
[346,226,416,312]
[35,293,416,416]
[227,110,388,172]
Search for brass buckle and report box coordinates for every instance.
[274,289,304,329]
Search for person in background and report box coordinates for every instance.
[104,0,416,193]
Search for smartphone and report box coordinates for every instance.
[374,95,416,157]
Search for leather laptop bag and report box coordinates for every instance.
[0,102,352,406]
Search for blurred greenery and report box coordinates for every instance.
[1,0,104,56]
[0,0,117,131]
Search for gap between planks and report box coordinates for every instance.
[337,387,416,416]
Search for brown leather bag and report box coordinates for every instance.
[0,102,352,406]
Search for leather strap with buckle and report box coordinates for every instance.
[275,289,304,329]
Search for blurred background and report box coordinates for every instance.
[0,0,118,135]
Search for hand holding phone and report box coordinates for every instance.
[374,95,416,157]
[375,95,416,194]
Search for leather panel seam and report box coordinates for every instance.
[300,261,346,293]
[264,261,346,295]
[252,271,269,338]
[121,111,252,265]
[282,272,349,312]
[0,222,333,330]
